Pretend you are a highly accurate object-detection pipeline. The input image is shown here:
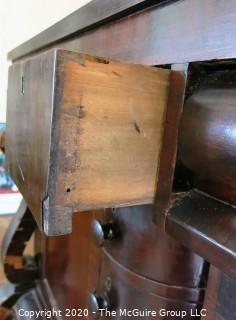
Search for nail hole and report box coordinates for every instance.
[66,188,71,193]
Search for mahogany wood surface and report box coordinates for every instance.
[8,0,168,61]
[41,205,207,319]
[9,0,236,66]
[43,211,102,313]
[167,65,236,282]
[103,205,207,288]
[95,252,203,319]
[203,265,236,320]
[203,266,222,320]
[167,191,236,280]
[4,0,236,318]
[154,63,188,226]
[179,67,236,206]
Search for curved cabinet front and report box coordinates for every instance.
[92,252,204,320]
[101,205,207,287]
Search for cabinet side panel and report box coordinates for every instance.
[6,50,56,229]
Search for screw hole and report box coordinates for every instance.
[66,188,71,193]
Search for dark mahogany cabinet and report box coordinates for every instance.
[1,1,236,319]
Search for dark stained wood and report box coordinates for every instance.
[103,205,207,288]
[39,205,207,318]
[6,48,170,236]
[216,273,236,319]
[8,0,168,61]
[204,271,220,320]
[168,66,236,282]
[167,190,236,280]
[203,266,223,320]
[179,68,236,206]
[43,211,102,312]
[9,0,236,66]
[94,252,203,319]
[1,199,38,284]
[203,266,236,320]
[102,254,204,303]
[6,0,236,317]
[6,50,56,231]
[154,63,188,226]
[38,206,207,317]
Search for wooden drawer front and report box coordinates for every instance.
[92,252,203,320]
[6,49,170,236]
[101,205,206,287]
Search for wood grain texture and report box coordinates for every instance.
[8,0,168,61]
[203,266,222,320]
[43,211,102,313]
[54,51,169,209]
[6,49,170,236]
[154,63,188,226]
[167,190,236,280]
[10,0,236,65]
[103,205,207,288]
[95,252,203,319]
[6,50,56,229]
[203,266,236,320]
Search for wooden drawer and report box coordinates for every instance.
[6,49,170,235]
[95,205,206,287]
[89,252,204,320]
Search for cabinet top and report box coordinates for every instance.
[7,0,168,61]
